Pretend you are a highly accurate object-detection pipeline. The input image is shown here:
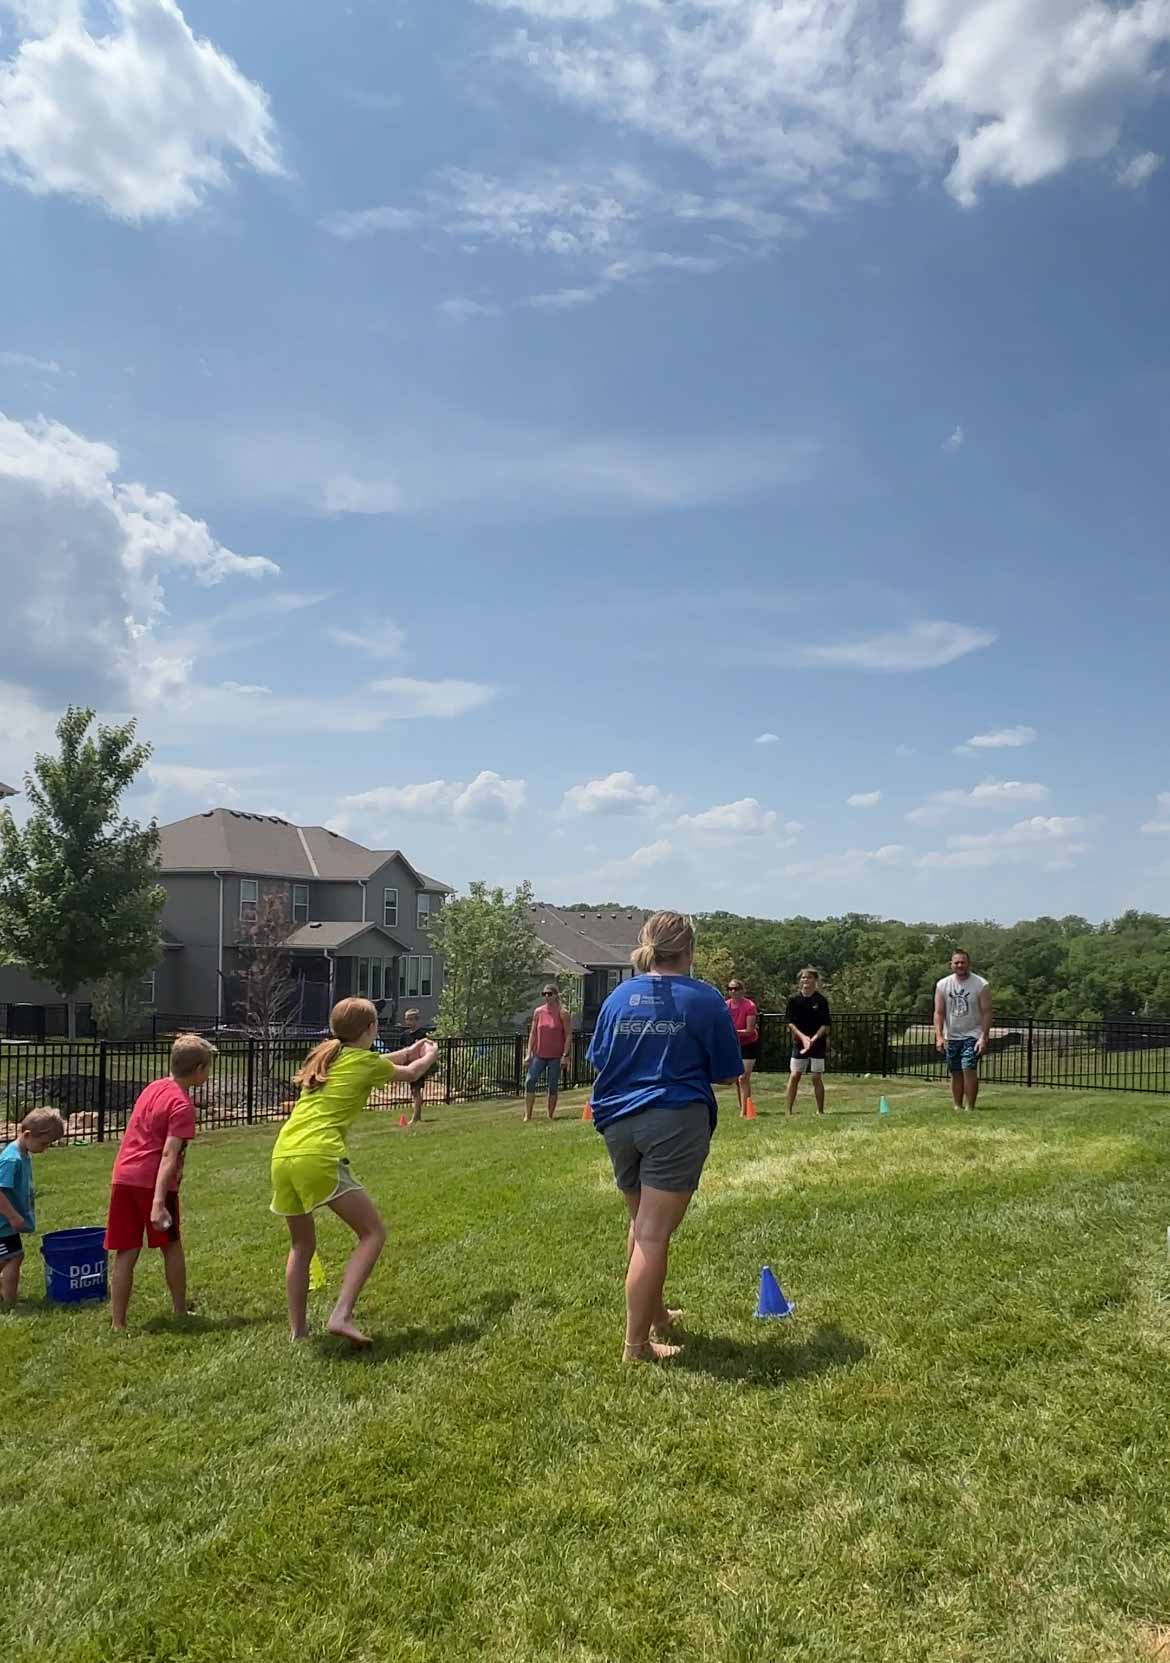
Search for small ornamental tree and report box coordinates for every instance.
[430,880,548,1036]
[0,707,163,1038]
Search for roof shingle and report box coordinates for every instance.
[157,808,450,890]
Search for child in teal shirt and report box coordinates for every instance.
[0,1108,66,1307]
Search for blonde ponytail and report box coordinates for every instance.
[630,910,695,973]
[294,997,378,1092]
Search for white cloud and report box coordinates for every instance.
[327,621,407,660]
[678,798,778,837]
[784,844,907,881]
[0,0,280,221]
[962,725,1038,750]
[916,816,1090,869]
[944,425,964,452]
[438,298,501,322]
[907,779,1050,823]
[0,349,60,373]
[755,731,781,745]
[798,619,995,672]
[323,205,425,238]
[606,838,674,871]
[220,680,271,695]
[367,677,496,719]
[328,164,792,309]
[0,411,276,706]
[1117,150,1163,188]
[340,770,526,825]
[1140,790,1170,833]
[147,762,260,803]
[847,790,882,808]
[561,771,667,816]
[492,0,1170,215]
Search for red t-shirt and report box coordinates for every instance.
[726,997,759,1047]
[112,1079,197,1190]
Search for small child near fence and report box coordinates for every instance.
[399,1008,435,1124]
[0,1108,66,1308]
[104,1032,218,1332]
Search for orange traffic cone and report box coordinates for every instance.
[745,1097,758,1120]
[398,1114,408,1127]
[582,1100,593,1122]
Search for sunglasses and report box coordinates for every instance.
[729,985,743,992]
[542,990,558,997]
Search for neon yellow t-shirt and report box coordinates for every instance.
[273,1047,397,1161]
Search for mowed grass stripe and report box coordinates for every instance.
[4,1077,1170,1662]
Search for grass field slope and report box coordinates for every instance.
[4,1077,1170,1663]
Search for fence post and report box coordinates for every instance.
[445,1037,453,1105]
[96,1041,108,1144]
[1026,1017,1034,1088]
[514,1034,524,1096]
[881,1013,890,1078]
[246,1038,255,1124]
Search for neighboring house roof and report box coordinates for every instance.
[0,782,15,799]
[528,905,651,975]
[157,808,450,890]
[284,921,408,955]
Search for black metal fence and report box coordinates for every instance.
[5,1012,1170,1146]
[0,1033,529,1146]
[0,1002,96,1040]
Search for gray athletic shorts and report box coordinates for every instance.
[602,1101,712,1194]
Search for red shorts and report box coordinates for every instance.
[104,1184,181,1251]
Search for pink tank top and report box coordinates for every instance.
[532,1005,567,1060]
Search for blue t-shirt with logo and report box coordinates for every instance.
[587,974,744,1132]
[0,1140,33,1236]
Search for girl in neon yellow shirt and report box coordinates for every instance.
[272,997,438,1346]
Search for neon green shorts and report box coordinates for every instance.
[270,1154,363,1217]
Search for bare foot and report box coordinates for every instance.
[622,1339,682,1364]
[650,1307,684,1340]
[291,1329,310,1342]
[327,1316,373,1348]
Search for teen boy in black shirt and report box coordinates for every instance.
[785,968,832,1116]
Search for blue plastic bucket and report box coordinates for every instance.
[41,1227,108,1304]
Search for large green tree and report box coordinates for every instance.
[0,707,164,1038]
[430,880,548,1035]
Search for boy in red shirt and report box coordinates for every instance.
[104,1032,217,1331]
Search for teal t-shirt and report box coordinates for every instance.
[0,1140,33,1235]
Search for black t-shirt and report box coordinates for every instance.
[785,993,832,1058]
[398,1023,432,1048]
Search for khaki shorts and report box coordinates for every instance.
[790,1057,826,1075]
[602,1101,712,1194]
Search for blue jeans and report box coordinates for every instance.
[946,1036,980,1074]
[526,1056,562,1094]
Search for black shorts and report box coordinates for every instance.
[0,1234,24,1262]
[739,1041,761,1062]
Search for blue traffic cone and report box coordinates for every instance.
[879,1096,891,1116]
[755,1266,795,1319]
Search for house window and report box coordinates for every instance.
[370,961,383,1000]
[140,971,156,1005]
[292,884,309,926]
[383,887,398,929]
[357,958,391,1003]
[240,879,259,923]
[399,955,434,999]
[357,958,369,998]
[417,893,434,930]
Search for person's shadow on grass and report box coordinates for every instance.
[675,1323,867,1386]
[138,1311,274,1337]
[315,1288,520,1364]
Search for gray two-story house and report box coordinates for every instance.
[154,809,451,1028]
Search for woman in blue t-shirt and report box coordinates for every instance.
[587,912,743,1363]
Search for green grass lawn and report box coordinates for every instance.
[5,1074,1170,1663]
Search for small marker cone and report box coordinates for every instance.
[755,1266,795,1319]
[744,1097,757,1120]
[879,1096,891,1116]
[309,1251,327,1292]
[398,1113,409,1128]
[582,1100,593,1122]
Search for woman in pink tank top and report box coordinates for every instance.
[524,985,571,1121]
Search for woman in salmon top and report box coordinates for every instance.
[726,979,759,1116]
[524,984,572,1122]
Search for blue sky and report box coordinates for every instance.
[2,0,1169,922]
